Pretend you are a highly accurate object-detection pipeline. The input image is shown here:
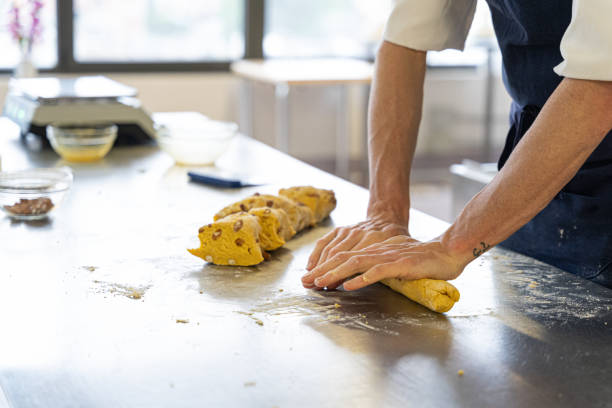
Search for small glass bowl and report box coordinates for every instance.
[156,120,237,165]
[47,122,118,163]
[0,167,73,220]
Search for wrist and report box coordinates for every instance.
[367,202,410,227]
[438,223,489,268]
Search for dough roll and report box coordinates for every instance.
[381,278,460,313]
[214,194,314,232]
[278,186,336,223]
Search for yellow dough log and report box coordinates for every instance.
[248,207,296,251]
[278,186,337,223]
[188,213,264,266]
[381,278,460,313]
[214,194,314,232]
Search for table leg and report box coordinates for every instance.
[361,83,371,186]
[335,85,350,180]
[239,79,254,138]
[275,83,290,153]
[483,44,495,161]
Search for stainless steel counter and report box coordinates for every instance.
[0,119,611,408]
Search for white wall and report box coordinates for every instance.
[0,67,512,165]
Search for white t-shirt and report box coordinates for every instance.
[383,0,612,81]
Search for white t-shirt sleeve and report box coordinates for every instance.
[383,0,477,51]
[554,0,612,80]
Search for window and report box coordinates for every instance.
[73,0,244,62]
[0,0,497,73]
[264,0,392,59]
[0,0,57,69]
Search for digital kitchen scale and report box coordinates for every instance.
[2,76,157,151]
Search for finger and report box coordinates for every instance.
[325,230,363,260]
[314,254,391,289]
[302,250,353,286]
[324,278,345,290]
[318,228,351,265]
[343,259,405,291]
[306,229,338,270]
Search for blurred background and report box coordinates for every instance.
[0,0,511,222]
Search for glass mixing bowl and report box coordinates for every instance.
[47,123,118,162]
[0,167,73,220]
[156,120,237,165]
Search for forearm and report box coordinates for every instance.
[442,78,612,265]
[367,41,426,225]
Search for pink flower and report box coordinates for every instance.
[8,0,45,50]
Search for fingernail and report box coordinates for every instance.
[314,277,323,286]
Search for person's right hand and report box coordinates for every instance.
[303,215,409,288]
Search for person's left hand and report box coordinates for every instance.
[301,235,467,291]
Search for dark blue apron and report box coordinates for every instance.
[485,0,612,287]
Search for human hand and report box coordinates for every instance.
[305,215,408,276]
[302,235,467,291]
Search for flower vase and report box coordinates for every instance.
[14,43,38,78]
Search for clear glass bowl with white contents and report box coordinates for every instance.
[156,118,238,165]
[0,167,73,220]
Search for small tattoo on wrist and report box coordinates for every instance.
[472,242,491,258]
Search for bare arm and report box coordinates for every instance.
[308,77,612,290]
[303,41,426,279]
[367,41,426,224]
[442,78,612,265]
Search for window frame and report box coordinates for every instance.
[0,0,264,74]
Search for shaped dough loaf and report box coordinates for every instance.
[278,186,336,223]
[214,194,314,232]
[381,278,460,313]
[248,207,295,251]
[188,213,264,266]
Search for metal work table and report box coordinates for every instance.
[0,119,610,408]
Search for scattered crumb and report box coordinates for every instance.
[92,281,149,300]
[199,290,204,294]
[244,381,256,387]
[605,322,608,326]
[234,311,263,326]
[278,289,284,292]
[129,290,142,300]
[235,311,254,316]
[334,303,341,308]
[528,281,539,288]
[458,369,465,376]
[82,266,97,272]
[176,319,189,324]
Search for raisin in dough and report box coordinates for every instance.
[381,278,460,313]
[188,213,264,266]
[278,186,337,223]
[248,207,296,251]
[214,194,314,232]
